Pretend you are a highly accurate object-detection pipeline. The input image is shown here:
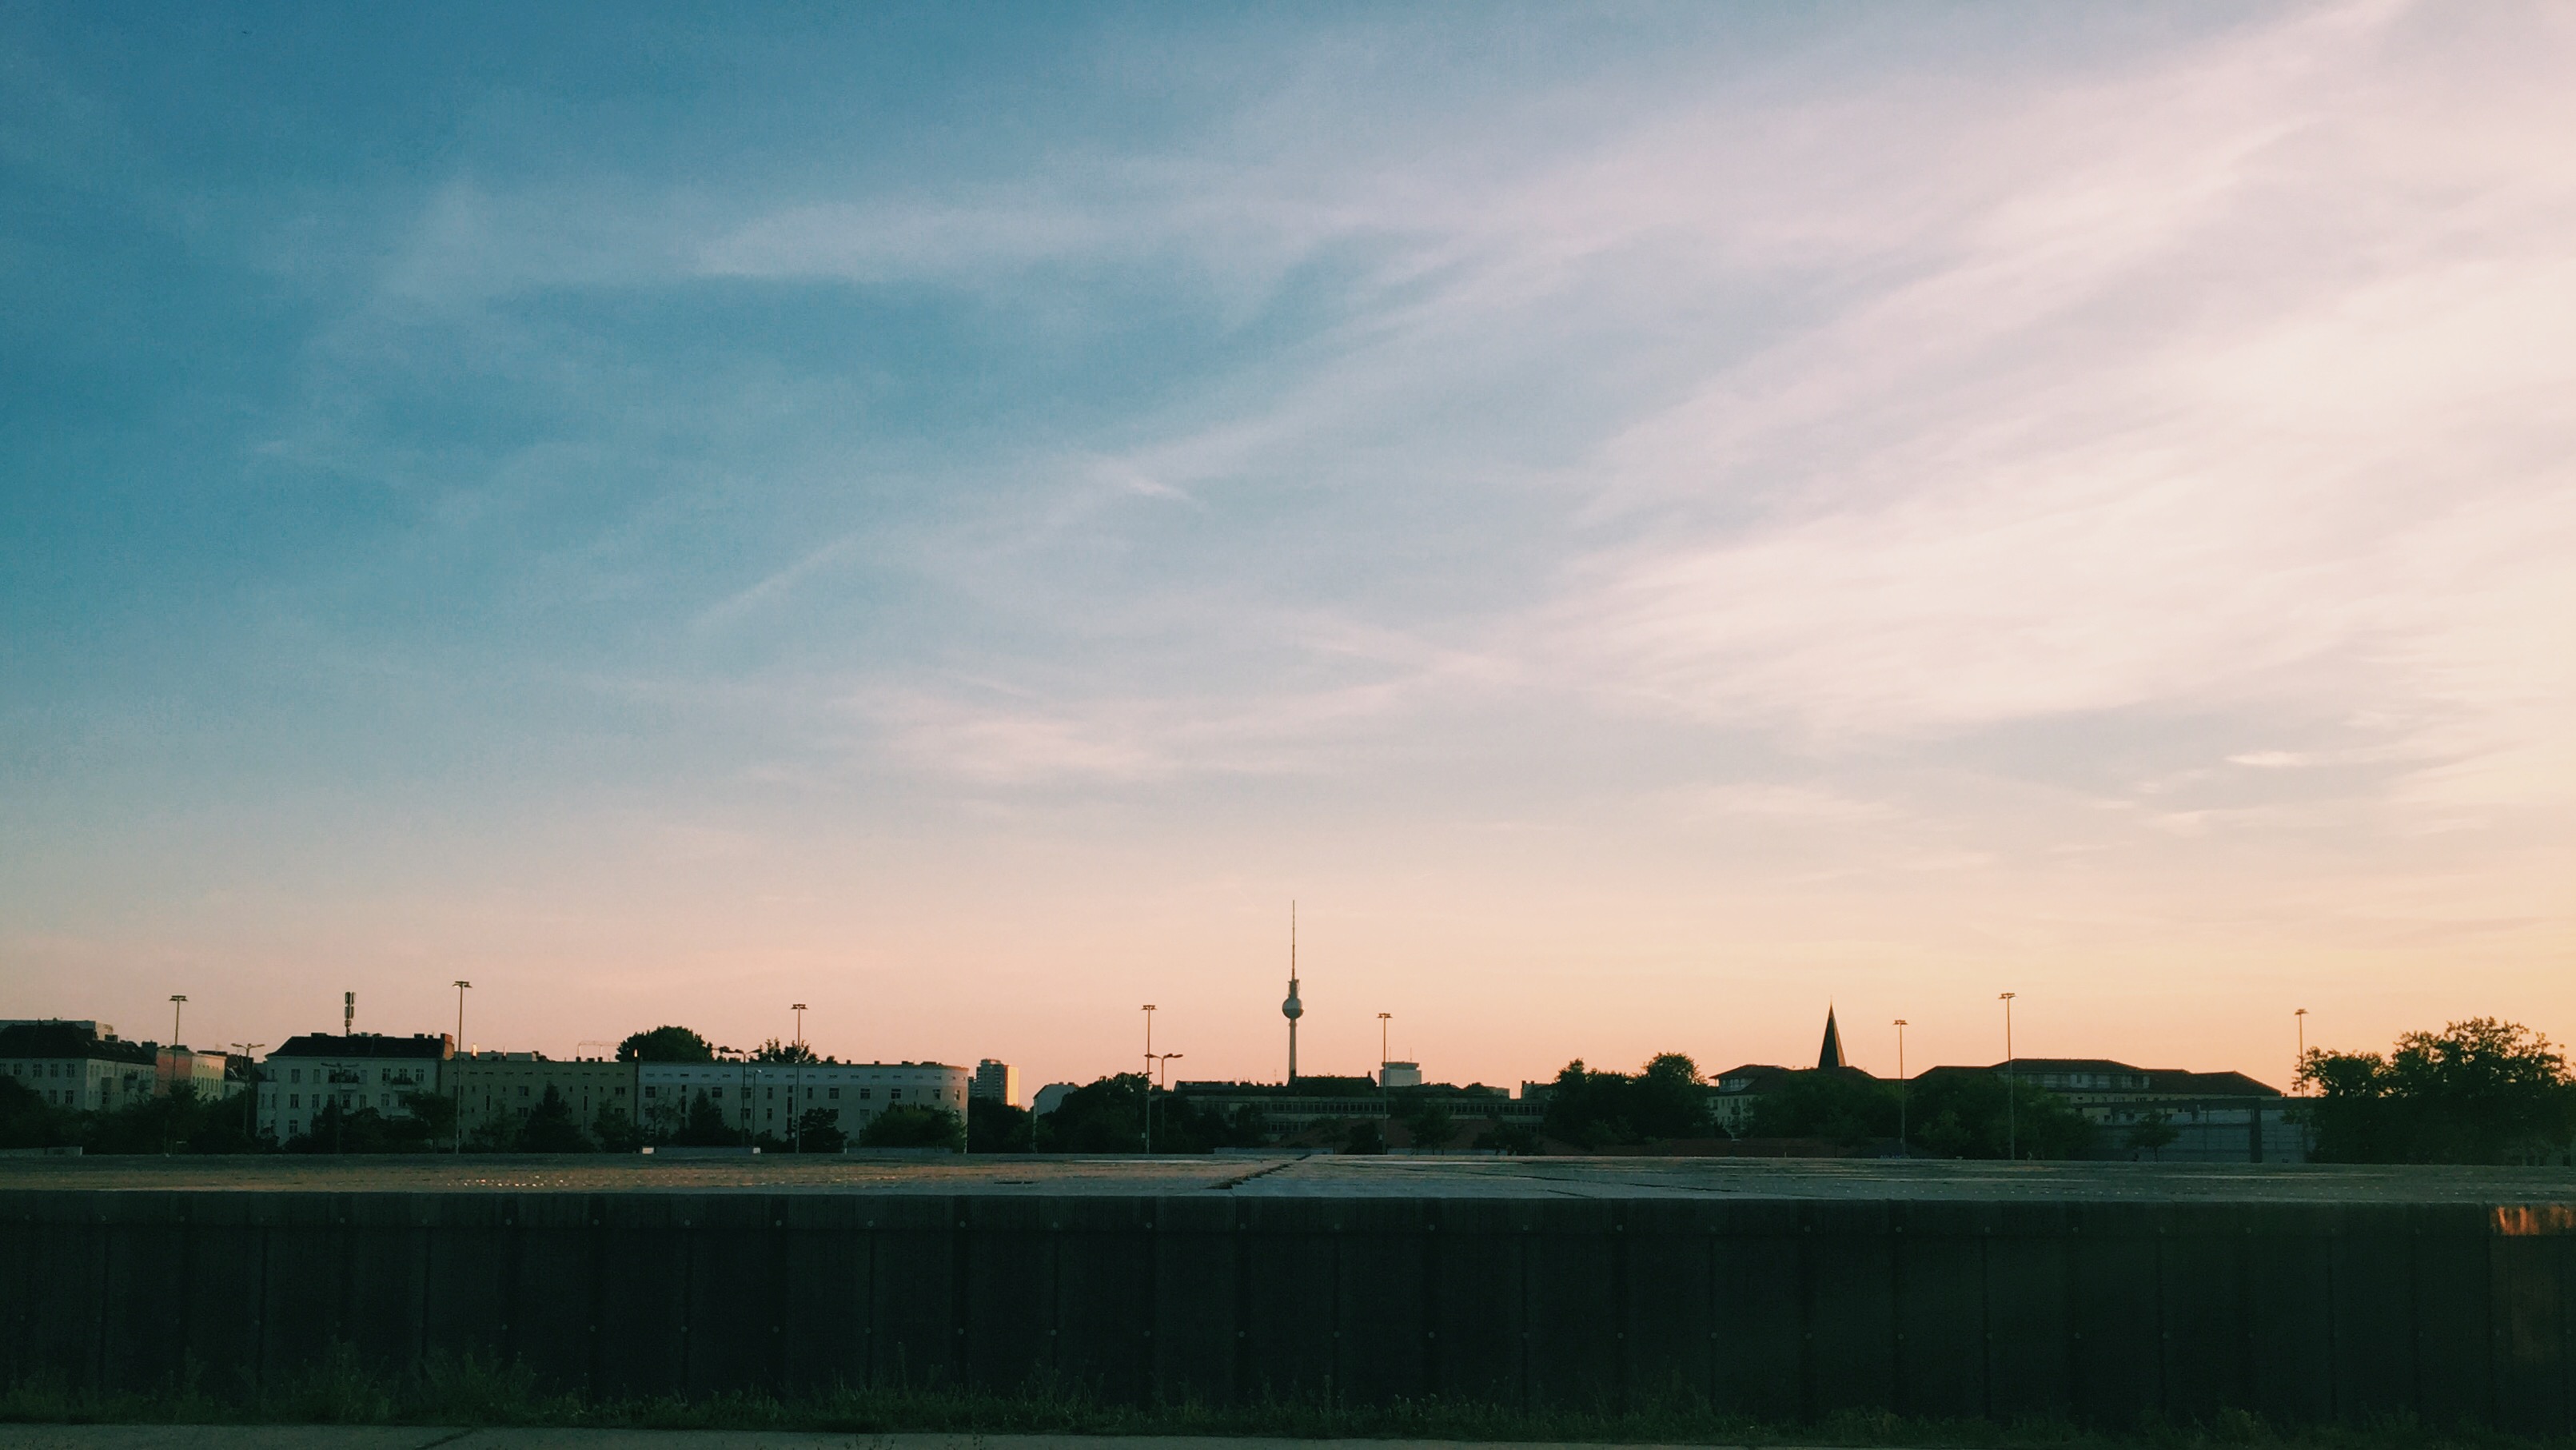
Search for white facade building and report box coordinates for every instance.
[638,1060,970,1141]
[257,1033,452,1142]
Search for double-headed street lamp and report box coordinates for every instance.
[2000,992,2018,1160]
[1893,1018,1909,1156]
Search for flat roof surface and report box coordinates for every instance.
[2,1153,2572,1202]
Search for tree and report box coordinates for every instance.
[1541,1053,1713,1148]
[1035,1074,1146,1153]
[1401,1101,1457,1153]
[592,1104,645,1153]
[860,1105,963,1149]
[82,1084,268,1156]
[285,1100,443,1154]
[513,1086,592,1153]
[1906,1072,2092,1160]
[671,1089,743,1146]
[2298,1018,2576,1164]
[0,1077,78,1150]
[792,1107,847,1153]
[2123,1110,2179,1161]
[753,1038,818,1064]
[616,1026,715,1063]
[968,1097,1034,1153]
[1342,1121,1387,1154]
[1749,1071,1899,1147]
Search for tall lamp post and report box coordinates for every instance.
[1141,1005,1157,1154]
[449,981,473,1153]
[1893,1018,1909,1156]
[169,994,187,1048]
[2294,1007,2308,1092]
[790,1004,808,1153]
[1999,992,2018,1161]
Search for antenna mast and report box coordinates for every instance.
[1281,901,1303,1085]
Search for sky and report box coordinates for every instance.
[3,2,2571,1101]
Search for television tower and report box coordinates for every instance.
[1282,902,1302,1084]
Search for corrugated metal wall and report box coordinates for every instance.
[2,1190,2569,1427]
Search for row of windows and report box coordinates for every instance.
[640,1083,963,1103]
[3,1062,124,1079]
[274,1065,429,1087]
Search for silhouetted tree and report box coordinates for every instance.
[792,1106,846,1153]
[671,1089,743,1146]
[2299,1018,2576,1164]
[1907,1072,2092,1159]
[616,1026,715,1063]
[752,1038,818,1064]
[860,1105,963,1149]
[968,1097,1034,1153]
[1035,1074,1146,1153]
[1542,1053,1712,1147]
[1749,1071,1899,1147]
[513,1086,592,1153]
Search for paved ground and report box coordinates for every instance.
[0,1432,1811,1450]
[2,1153,2572,1201]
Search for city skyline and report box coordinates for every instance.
[6,5,2572,1097]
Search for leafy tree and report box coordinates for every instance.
[1542,1053,1712,1148]
[286,1099,445,1154]
[1473,1122,1541,1155]
[1342,1120,1388,1154]
[1907,1072,2092,1160]
[2297,1018,2576,1164]
[0,1076,78,1149]
[82,1084,268,1155]
[513,1086,593,1153]
[1402,1101,1457,1153]
[1749,1071,1899,1147]
[671,1089,744,1146]
[969,1097,1034,1153]
[860,1105,963,1149]
[1035,1074,1145,1153]
[592,1103,645,1153]
[792,1107,847,1153]
[616,1026,715,1063]
[2123,1109,2179,1160]
[752,1038,819,1064]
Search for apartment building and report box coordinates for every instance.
[257,1033,453,1141]
[638,1060,970,1141]
[445,1053,636,1139]
[0,1022,158,1112]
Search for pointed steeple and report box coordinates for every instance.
[1818,1006,1847,1070]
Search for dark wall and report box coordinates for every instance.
[2,1190,2570,1428]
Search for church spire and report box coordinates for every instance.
[1818,1006,1847,1070]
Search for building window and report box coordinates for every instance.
[291,1069,302,1084]
[289,1094,301,1109]
[891,1089,903,1101]
[829,1088,840,1100]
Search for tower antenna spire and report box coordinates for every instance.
[1282,901,1303,1085]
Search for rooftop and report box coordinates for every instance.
[2,1154,2569,1204]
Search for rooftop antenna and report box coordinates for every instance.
[344,991,355,1037]
[1282,902,1303,1086]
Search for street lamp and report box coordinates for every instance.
[791,1004,808,1153]
[169,995,187,1048]
[1141,1006,1156,1153]
[2294,1007,2308,1093]
[1893,1019,1909,1156]
[451,981,473,1154]
[2000,992,2018,1161]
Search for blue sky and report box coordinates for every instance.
[5,4,2571,1093]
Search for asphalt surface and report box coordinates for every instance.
[0,1432,1820,1450]
[2,1153,2573,1201]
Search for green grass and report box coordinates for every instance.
[3,1348,2570,1450]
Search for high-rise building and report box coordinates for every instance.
[971,1059,1019,1106]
